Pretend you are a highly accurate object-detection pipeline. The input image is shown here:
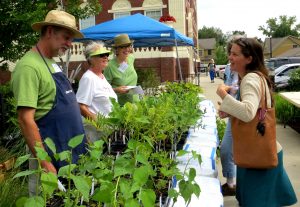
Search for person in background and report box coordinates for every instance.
[219,62,238,196]
[208,58,216,83]
[216,37,297,206]
[104,34,138,106]
[11,10,87,195]
[76,41,117,142]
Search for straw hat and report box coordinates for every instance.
[111,34,134,47]
[31,10,84,38]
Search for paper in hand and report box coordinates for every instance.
[126,85,144,95]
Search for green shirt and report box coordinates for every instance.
[11,50,57,120]
[104,54,138,106]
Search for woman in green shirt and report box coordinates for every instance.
[104,34,138,106]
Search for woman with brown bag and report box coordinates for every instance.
[216,37,297,207]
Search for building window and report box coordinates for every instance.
[145,10,162,21]
[114,12,131,19]
[208,49,212,55]
[199,50,203,56]
[79,16,95,30]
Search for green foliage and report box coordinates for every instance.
[259,15,300,37]
[13,137,202,206]
[0,83,18,135]
[0,0,101,64]
[215,45,228,65]
[11,82,205,206]
[216,117,226,144]
[198,26,226,45]
[288,68,300,91]
[275,94,296,124]
[216,117,226,157]
[0,171,28,207]
[136,68,161,89]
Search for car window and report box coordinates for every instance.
[276,59,289,67]
[281,66,298,76]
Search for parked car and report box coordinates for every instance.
[219,67,226,80]
[215,65,226,77]
[199,63,207,73]
[274,63,300,89]
[265,57,300,70]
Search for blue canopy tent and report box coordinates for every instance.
[77,14,194,80]
[78,13,194,48]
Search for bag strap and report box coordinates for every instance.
[254,72,272,110]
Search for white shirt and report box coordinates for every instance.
[76,70,117,116]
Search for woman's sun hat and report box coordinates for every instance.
[31,10,84,38]
[111,34,134,48]
[89,47,112,58]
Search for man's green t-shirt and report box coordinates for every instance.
[104,54,138,106]
[11,50,57,120]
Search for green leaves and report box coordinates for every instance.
[92,182,114,203]
[140,189,156,207]
[71,175,90,200]
[13,170,36,179]
[114,157,135,177]
[16,196,44,207]
[58,164,77,177]
[14,154,31,168]
[41,172,57,195]
[35,145,51,162]
[44,138,56,154]
[68,134,84,148]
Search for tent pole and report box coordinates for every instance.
[175,39,183,81]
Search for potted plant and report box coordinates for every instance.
[159,15,176,23]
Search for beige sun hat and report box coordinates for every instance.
[31,10,84,38]
[111,34,134,47]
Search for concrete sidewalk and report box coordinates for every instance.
[198,74,300,207]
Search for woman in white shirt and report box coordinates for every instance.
[76,41,117,142]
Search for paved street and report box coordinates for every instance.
[199,73,300,207]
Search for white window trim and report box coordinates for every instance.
[79,16,95,30]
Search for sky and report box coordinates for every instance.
[197,0,300,40]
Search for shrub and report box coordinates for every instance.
[287,68,300,91]
[275,93,295,124]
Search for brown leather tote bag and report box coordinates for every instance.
[231,73,278,169]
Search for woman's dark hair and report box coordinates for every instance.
[231,38,272,89]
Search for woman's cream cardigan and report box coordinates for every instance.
[220,72,282,152]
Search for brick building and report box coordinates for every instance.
[68,0,198,82]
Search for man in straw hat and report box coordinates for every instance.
[11,10,87,195]
[104,34,138,106]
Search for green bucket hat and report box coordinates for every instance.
[111,34,134,48]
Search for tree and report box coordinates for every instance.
[0,0,101,69]
[198,26,226,45]
[258,15,300,38]
[215,46,228,65]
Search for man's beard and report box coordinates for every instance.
[58,48,68,57]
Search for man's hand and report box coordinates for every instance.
[41,160,57,174]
